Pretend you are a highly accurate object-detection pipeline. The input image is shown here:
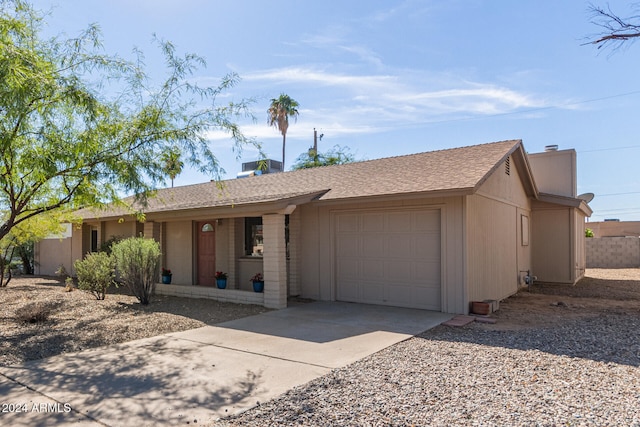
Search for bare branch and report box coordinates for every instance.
[585,3,640,51]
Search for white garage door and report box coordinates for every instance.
[335,209,441,311]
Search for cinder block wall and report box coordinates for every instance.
[586,237,640,268]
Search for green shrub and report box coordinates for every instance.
[74,252,115,300]
[585,228,594,238]
[111,237,161,305]
[100,235,124,255]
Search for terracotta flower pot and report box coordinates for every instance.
[471,301,491,315]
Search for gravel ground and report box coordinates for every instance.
[219,269,640,427]
[2,270,639,426]
[0,277,269,366]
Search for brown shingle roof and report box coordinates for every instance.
[78,139,523,219]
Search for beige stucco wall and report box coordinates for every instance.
[528,149,577,197]
[465,195,520,302]
[466,155,533,303]
[532,208,572,283]
[103,220,138,241]
[296,196,466,314]
[163,221,194,285]
[35,238,73,276]
[35,223,91,276]
[531,204,587,284]
[588,221,640,237]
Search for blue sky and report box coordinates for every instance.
[31,0,640,221]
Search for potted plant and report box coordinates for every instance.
[250,273,264,293]
[161,268,172,284]
[215,271,228,289]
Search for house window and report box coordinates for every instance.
[201,223,214,232]
[245,217,263,256]
[244,216,290,257]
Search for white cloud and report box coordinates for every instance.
[224,66,561,141]
[244,67,395,89]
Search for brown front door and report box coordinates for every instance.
[198,222,216,286]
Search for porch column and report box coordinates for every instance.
[288,210,301,296]
[143,221,162,281]
[143,221,161,242]
[262,213,287,309]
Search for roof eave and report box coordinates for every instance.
[536,193,593,217]
[81,190,330,222]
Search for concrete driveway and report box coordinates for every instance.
[0,301,451,427]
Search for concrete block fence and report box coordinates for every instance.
[586,236,640,268]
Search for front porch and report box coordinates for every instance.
[155,282,265,306]
[67,191,316,310]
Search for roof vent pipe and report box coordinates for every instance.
[544,144,559,152]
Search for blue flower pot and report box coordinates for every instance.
[162,275,172,284]
[216,278,227,289]
[252,280,264,293]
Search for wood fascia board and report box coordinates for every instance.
[310,187,474,207]
[114,190,330,223]
[535,193,593,217]
[471,140,539,198]
[511,144,539,198]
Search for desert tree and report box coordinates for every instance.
[291,145,357,170]
[586,3,640,50]
[0,0,259,243]
[161,148,184,187]
[0,211,73,286]
[267,94,299,168]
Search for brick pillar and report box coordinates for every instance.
[227,218,237,289]
[143,221,162,282]
[262,213,287,309]
[288,210,301,296]
[143,221,161,242]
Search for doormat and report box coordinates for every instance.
[441,315,476,327]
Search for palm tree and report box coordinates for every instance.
[161,148,184,187]
[267,94,299,169]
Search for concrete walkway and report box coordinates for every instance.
[0,302,451,427]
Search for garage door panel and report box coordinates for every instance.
[385,260,413,282]
[362,259,384,280]
[362,213,384,232]
[388,235,412,258]
[414,210,441,231]
[336,235,359,257]
[334,208,441,311]
[388,212,412,232]
[365,283,385,303]
[337,278,359,301]
[362,235,384,257]
[415,235,440,258]
[337,214,359,232]
[336,258,359,279]
[386,284,414,306]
